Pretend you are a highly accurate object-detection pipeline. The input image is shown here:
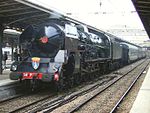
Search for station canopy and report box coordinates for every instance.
[1,0,150,37]
[0,0,65,30]
[132,0,150,38]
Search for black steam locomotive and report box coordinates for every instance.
[9,19,146,90]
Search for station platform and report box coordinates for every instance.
[130,66,150,113]
[0,69,16,86]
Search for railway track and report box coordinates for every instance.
[66,60,149,113]
[109,61,149,113]
[27,76,114,113]
[12,73,115,113]
[0,59,146,113]
[0,89,57,113]
[73,60,149,113]
[9,93,56,113]
[0,94,24,104]
[26,59,147,113]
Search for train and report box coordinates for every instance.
[9,18,146,90]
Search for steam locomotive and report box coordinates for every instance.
[9,19,146,90]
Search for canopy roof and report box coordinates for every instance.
[1,0,149,38]
[132,0,150,38]
[0,0,64,29]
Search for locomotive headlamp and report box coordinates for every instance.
[54,72,59,81]
[11,65,17,71]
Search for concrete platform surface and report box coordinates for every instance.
[0,69,16,86]
[130,67,150,113]
[0,69,10,80]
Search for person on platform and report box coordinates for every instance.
[14,49,18,61]
[3,52,8,69]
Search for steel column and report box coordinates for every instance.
[0,24,4,74]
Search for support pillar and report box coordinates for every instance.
[0,24,4,74]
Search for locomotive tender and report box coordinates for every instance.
[9,19,145,89]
